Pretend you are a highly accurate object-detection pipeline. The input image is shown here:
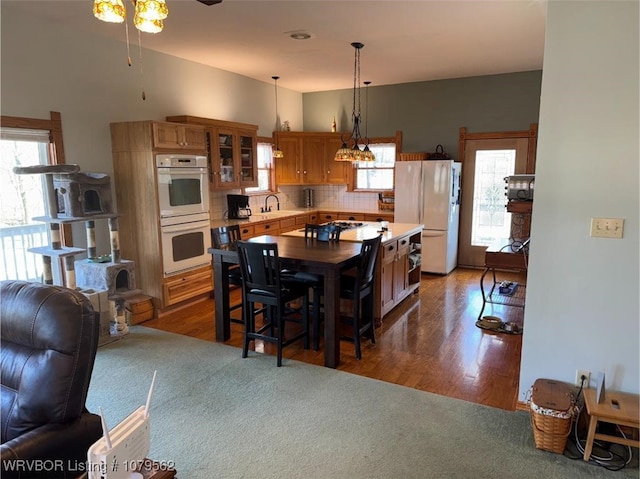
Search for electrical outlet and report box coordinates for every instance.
[575,369,590,387]
[590,218,624,238]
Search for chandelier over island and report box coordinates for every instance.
[334,42,375,163]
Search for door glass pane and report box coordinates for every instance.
[0,139,49,281]
[471,149,515,246]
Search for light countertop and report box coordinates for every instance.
[281,222,423,244]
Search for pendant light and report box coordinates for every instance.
[94,0,168,33]
[272,76,284,159]
[361,81,375,162]
[334,42,370,162]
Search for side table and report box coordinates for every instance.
[583,388,639,461]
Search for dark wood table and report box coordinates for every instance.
[209,234,362,368]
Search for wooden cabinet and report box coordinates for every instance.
[110,121,213,312]
[253,220,281,236]
[152,121,206,151]
[163,266,213,307]
[376,229,422,319]
[318,211,339,222]
[338,213,365,221]
[238,224,255,239]
[279,217,298,233]
[324,135,350,184]
[275,132,349,186]
[364,213,394,223]
[166,116,258,190]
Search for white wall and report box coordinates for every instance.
[520,1,639,398]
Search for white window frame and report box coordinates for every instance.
[244,142,275,194]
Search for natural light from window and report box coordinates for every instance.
[244,143,272,193]
[354,143,395,190]
[471,149,515,247]
[0,134,49,281]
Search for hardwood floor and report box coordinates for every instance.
[143,267,525,410]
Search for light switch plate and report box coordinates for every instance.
[590,218,624,239]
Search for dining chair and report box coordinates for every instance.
[339,235,382,359]
[293,223,341,350]
[236,241,310,366]
[211,225,243,324]
[304,223,341,242]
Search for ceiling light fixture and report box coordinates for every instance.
[335,42,373,162]
[94,0,168,33]
[93,0,170,99]
[272,76,284,160]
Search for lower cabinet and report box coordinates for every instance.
[163,266,214,307]
[376,230,421,320]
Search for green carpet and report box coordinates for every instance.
[87,327,637,479]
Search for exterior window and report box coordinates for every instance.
[354,143,395,190]
[0,129,50,281]
[244,142,273,193]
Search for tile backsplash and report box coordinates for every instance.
[210,185,380,220]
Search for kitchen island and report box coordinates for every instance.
[283,222,424,323]
[211,209,421,324]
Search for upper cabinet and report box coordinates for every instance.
[211,127,257,189]
[152,121,206,151]
[166,115,258,190]
[275,132,350,186]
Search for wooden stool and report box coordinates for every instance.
[583,388,639,461]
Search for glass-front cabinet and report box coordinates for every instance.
[165,115,258,190]
[210,129,257,189]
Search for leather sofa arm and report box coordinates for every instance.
[1,413,102,478]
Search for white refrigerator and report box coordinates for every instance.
[394,160,462,274]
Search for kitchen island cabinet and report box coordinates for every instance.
[281,222,423,324]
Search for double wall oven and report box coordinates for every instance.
[156,154,211,277]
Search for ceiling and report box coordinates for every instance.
[6,0,547,93]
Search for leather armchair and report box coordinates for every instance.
[1,280,103,478]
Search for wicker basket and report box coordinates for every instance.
[529,379,573,454]
[398,152,428,161]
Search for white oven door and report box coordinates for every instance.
[160,215,212,277]
[157,167,210,218]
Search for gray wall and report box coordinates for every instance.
[520,1,639,398]
[303,71,542,154]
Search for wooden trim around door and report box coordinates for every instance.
[458,123,537,174]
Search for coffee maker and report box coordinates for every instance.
[227,194,252,219]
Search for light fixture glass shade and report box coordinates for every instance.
[93,0,126,23]
[334,143,355,162]
[134,0,168,21]
[273,148,284,159]
[134,15,164,33]
[361,145,375,162]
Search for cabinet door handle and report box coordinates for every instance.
[303,170,307,174]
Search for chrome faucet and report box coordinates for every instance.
[262,194,280,213]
